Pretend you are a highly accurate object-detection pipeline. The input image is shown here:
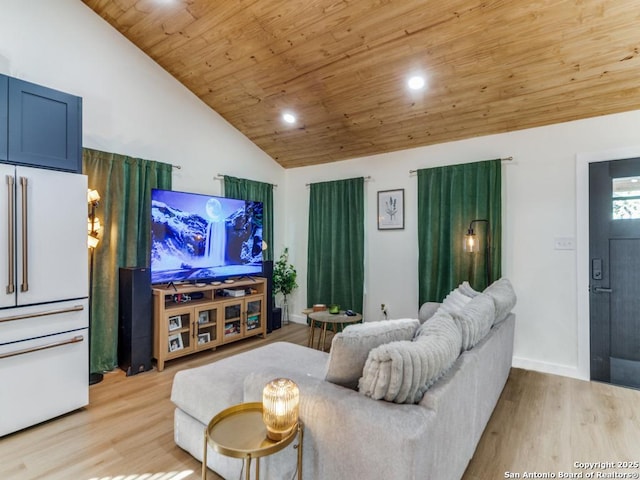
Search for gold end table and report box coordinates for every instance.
[203,402,303,480]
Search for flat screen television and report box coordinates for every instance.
[150,189,263,285]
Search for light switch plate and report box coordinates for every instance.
[554,237,575,250]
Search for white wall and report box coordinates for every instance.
[4,0,640,380]
[284,110,640,380]
[0,0,287,250]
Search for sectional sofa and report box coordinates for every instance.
[171,278,517,480]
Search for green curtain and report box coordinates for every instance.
[307,177,365,314]
[83,148,172,373]
[417,159,501,304]
[224,175,274,261]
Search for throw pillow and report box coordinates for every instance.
[359,312,462,404]
[438,289,473,315]
[418,302,440,324]
[459,281,481,298]
[325,318,420,389]
[483,278,517,325]
[448,293,495,351]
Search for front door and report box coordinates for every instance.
[589,157,640,388]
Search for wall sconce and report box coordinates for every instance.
[87,188,103,385]
[87,189,101,249]
[87,189,100,204]
[262,378,299,441]
[87,233,99,249]
[464,219,491,287]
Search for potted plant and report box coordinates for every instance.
[273,248,298,324]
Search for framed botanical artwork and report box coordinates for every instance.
[168,315,182,331]
[168,333,183,352]
[377,189,405,230]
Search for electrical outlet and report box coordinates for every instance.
[554,237,575,250]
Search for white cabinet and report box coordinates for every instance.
[0,299,88,437]
[0,164,87,308]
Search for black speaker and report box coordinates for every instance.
[263,260,279,333]
[118,267,153,376]
[272,307,282,331]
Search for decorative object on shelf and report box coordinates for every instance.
[262,378,300,441]
[464,219,491,287]
[168,315,182,331]
[328,304,340,314]
[168,333,183,352]
[198,333,210,345]
[273,248,298,325]
[198,311,209,324]
[377,189,405,230]
[247,314,259,330]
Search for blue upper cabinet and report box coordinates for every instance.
[0,75,7,163]
[7,77,82,173]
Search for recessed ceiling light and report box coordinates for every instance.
[282,112,297,124]
[407,75,426,90]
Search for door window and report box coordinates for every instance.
[612,176,640,219]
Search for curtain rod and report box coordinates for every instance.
[408,156,513,175]
[216,174,278,188]
[172,164,181,169]
[306,175,372,187]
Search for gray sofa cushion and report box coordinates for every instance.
[438,288,473,315]
[449,293,495,351]
[418,282,479,324]
[459,281,481,298]
[171,342,328,424]
[358,313,462,404]
[418,302,440,324]
[325,318,420,389]
[484,278,517,325]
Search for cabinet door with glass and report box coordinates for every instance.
[195,304,221,349]
[245,295,264,334]
[222,300,244,342]
[166,306,194,357]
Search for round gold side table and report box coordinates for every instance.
[203,402,303,480]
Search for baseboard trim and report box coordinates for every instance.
[289,314,306,325]
[512,356,587,381]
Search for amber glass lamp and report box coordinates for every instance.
[464,218,491,287]
[262,378,300,441]
[464,227,478,253]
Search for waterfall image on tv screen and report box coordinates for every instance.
[151,189,263,284]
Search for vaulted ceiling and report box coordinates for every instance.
[83,0,640,168]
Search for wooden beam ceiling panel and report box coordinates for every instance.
[83,0,640,168]
[254,70,640,166]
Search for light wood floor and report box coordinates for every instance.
[2,323,639,480]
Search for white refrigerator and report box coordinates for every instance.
[0,164,88,437]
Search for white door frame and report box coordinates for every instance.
[576,145,640,381]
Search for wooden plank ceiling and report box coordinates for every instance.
[83,0,640,169]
